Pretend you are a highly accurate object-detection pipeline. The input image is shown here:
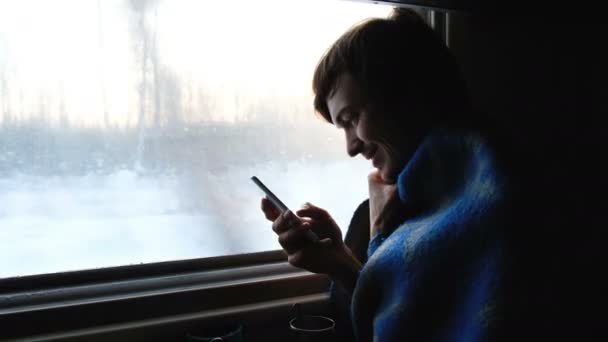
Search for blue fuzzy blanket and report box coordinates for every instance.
[350,128,510,341]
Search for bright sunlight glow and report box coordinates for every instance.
[0,0,391,126]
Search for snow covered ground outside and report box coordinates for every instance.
[0,159,371,278]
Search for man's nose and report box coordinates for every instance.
[345,129,363,157]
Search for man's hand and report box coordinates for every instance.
[368,170,407,235]
[260,199,362,293]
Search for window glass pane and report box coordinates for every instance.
[0,0,391,278]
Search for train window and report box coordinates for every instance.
[0,0,391,279]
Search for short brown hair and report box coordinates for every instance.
[312,8,471,124]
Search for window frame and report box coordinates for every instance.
[0,250,332,340]
[0,250,285,293]
[349,0,471,11]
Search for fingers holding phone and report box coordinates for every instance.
[253,176,351,274]
[260,198,316,252]
[265,205,335,273]
[253,176,319,243]
[261,197,281,221]
[271,209,300,234]
[296,202,343,246]
[273,211,316,254]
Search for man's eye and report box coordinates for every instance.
[340,112,354,125]
[345,113,358,126]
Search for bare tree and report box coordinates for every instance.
[161,67,181,129]
[127,0,158,170]
[0,68,9,125]
[96,0,110,129]
[150,5,161,130]
[58,82,69,129]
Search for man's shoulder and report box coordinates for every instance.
[344,199,370,265]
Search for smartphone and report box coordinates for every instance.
[251,176,319,243]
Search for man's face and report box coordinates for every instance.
[327,73,419,184]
